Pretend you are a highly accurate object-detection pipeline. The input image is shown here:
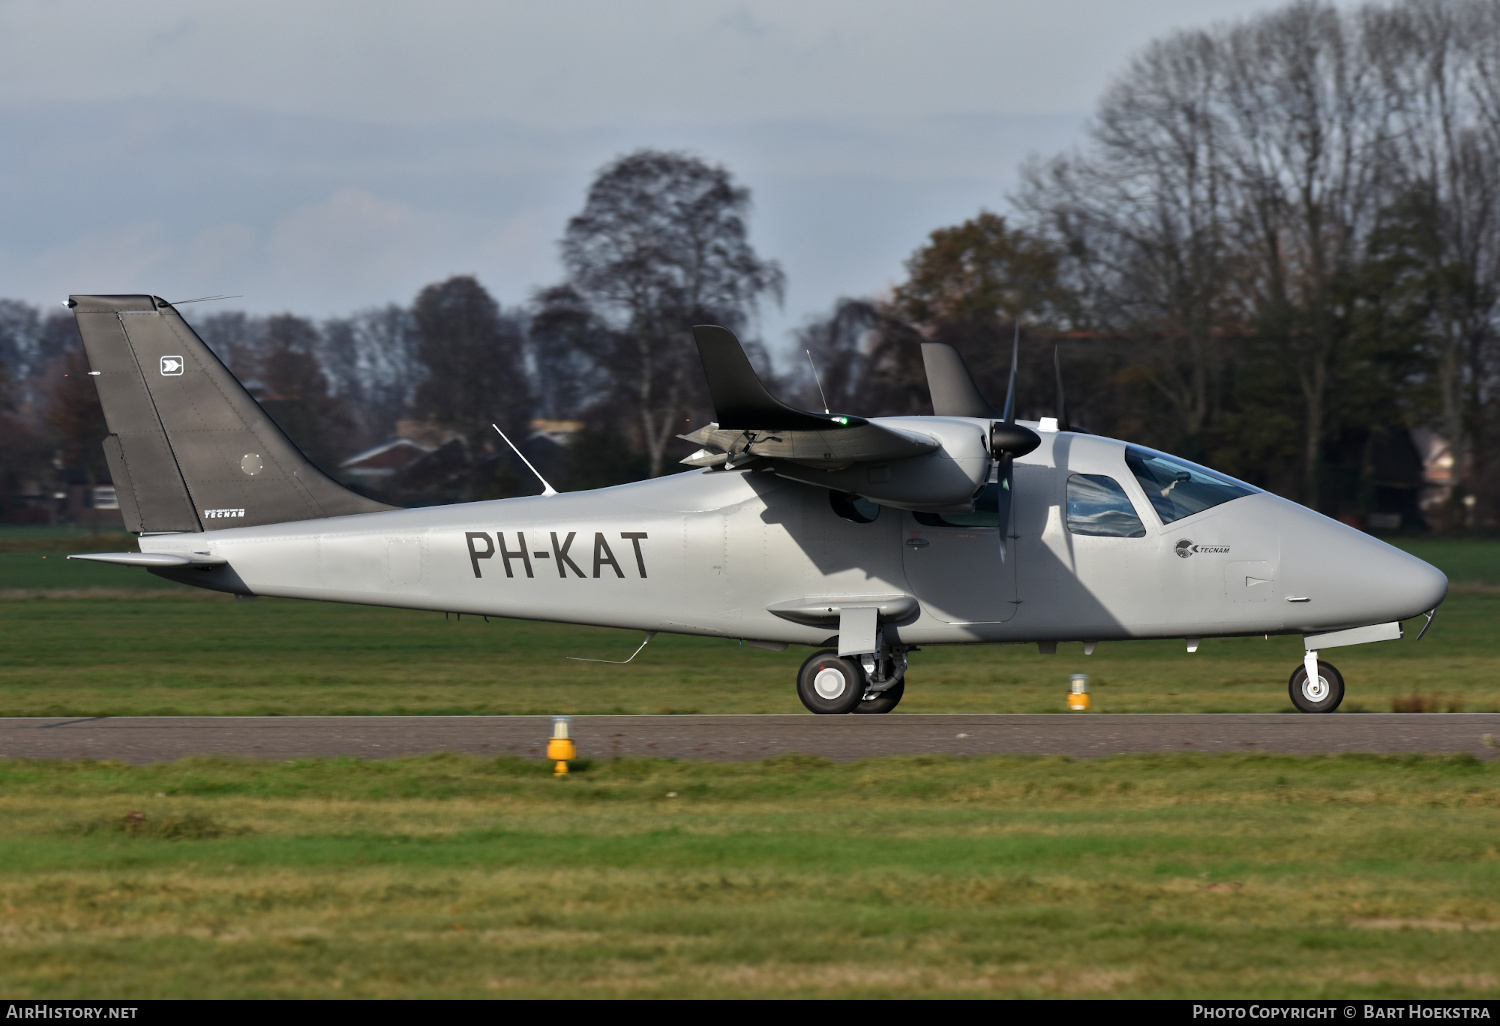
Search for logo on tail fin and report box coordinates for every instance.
[160,356,184,376]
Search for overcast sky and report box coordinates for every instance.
[1,0,1312,356]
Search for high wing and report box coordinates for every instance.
[681,326,938,470]
[680,326,1039,513]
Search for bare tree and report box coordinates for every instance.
[321,304,420,449]
[409,275,530,499]
[1219,2,1397,507]
[1368,0,1500,521]
[548,150,784,477]
[1018,27,1236,454]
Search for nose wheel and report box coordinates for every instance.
[1289,659,1344,714]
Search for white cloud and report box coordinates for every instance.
[0,1,1337,128]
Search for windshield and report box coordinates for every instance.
[1124,447,1258,524]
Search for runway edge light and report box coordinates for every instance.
[1069,674,1091,712]
[548,716,576,777]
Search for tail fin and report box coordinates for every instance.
[70,294,393,533]
[920,341,1002,419]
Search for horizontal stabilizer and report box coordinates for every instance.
[68,551,226,568]
[694,325,858,431]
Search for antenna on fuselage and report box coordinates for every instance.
[491,423,557,497]
[805,349,831,415]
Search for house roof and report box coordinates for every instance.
[340,437,433,472]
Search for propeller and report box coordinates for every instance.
[1053,342,1070,432]
[988,322,1041,557]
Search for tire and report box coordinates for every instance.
[854,678,905,714]
[797,650,866,714]
[1288,660,1345,714]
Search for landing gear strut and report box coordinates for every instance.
[1289,655,1344,714]
[796,646,908,715]
[855,647,907,714]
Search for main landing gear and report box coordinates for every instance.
[796,647,908,715]
[1289,653,1345,714]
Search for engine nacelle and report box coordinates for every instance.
[770,416,993,512]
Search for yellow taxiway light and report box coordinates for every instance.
[547,715,576,776]
[1068,674,1091,712]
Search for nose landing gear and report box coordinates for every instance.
[1289,655,1344,713]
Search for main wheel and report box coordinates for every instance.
[797,650,866,714]
[1288,660,1345,714]
[855,678,905,714]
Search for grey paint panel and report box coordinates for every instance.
[74,304,199,533]
[71,295,393,532]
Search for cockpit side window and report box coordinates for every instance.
[1066,475,1146,537]
[1124,446,1258,524]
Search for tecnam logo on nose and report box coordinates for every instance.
[1176,540,1230,558]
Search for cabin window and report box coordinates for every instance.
[1124,446,1259,524]
[830,492,881,523]
[914,480,1002,529]
[1066,475,1146,537]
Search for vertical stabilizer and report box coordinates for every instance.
[920,342,1002,419]
[70,294,393,533]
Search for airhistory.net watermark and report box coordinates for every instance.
[5,1008,137,1020]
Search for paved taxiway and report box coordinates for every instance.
[1,713,1497,763]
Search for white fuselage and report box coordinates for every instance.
[140,423,1448,647]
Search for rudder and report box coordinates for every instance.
[71,294,393,533]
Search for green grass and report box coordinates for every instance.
[0,752,1495,998]
[2,539,1498,716]
[1384,537,1500,588]
[0,550,176,587]
[0,594,1495,715]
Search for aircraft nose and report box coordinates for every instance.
[1280,509,1448,628]
[1400,553,1450,615]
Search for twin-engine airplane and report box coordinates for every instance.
[68,294,1447,714]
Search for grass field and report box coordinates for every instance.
[0,538,1496,715]
[0,751,1495,998]
[1,537,1496,998]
